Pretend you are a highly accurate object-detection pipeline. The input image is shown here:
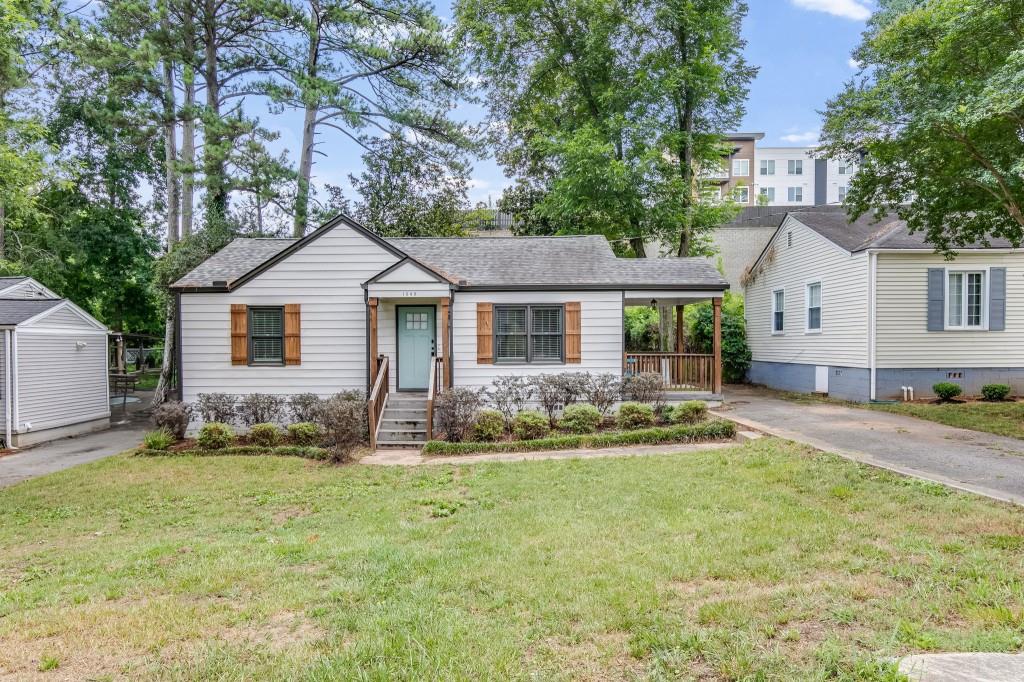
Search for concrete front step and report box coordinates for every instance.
[378,431,427,443]
[382,408,427,420]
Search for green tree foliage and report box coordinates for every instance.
[687,292,750,383]
[348,135,470,237]
[820,0,1024,250]
[458,0,754,256]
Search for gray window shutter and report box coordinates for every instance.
[927,268,945,331]
[990,267,1006,331]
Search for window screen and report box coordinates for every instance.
[495,305,564,362]
[807,283,821,331]
[249,307,284,364]
[773,290,785,333]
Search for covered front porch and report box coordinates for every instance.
[622,292,723,398]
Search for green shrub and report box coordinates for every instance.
[422,419,736,456]
[287,422,324,447]
[513,410,551,440]
[136,445,329,460]
[559,404,602,434]
[932,382,963,402]
[688,293,751,383]
[197,422,234,449]
[616,402,655,430]
[248,423,281,447]
[981,384,1011,401]
[472,409,505,442]
[670,400,708,425]
[142,428,175,451]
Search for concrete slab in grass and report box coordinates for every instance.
[899,652,1024,681]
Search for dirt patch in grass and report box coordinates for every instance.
[221,610,326,652]
[525,631,645,681]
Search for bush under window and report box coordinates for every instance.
[196,393,237,425]
[616,402,655,430]
[288,422,324,447]
[513,410,551,440]
[488,375,534,429]
[434,387,485,443]
[248,423,281,447]
[932,382,963,402]
[197,422,234,450]
[559,404,602,434]
[320,393,367,462]
[472,410,505,442]
[289,393,325,424]
[237,393,287,426]
[583,373,621,417]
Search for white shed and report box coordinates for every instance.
[0,287,110,448]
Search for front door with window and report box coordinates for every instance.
[397,306,436,390]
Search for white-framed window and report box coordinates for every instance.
[838,186,848,203]
[806,282,822,332]
[946,270,986,329]
[788,186,803,202]
[759,186,775,202]
[734,186,749,203]
[760,159,775,176]
[788,159,803,175]
[732,158,750,176]
[772,289,785,333]
[838,161,852,175]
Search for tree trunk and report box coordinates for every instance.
[630,236,647,258]
[151,296,176,406]
[162,57,180,245]
[293,5,322,238]
[675,21,697,258]
[657,303,673,351]
[202,0,227,221]
[0,196,5,261]
[181,4,197,238]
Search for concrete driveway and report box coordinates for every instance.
[717,385,1024,506]
[0,393,150,488]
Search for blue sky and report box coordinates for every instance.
[275,0,873,209]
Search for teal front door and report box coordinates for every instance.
[397,306,436,390]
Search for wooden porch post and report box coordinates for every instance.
[712,297,723,395]
[675,305,685,353]
[368,297,379,383]
[440,297,451,388]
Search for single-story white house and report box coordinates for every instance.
[171,214,729,445]
[744,207,1022,401]
[0,277,111,447]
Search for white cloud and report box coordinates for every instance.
[791,0,872,21]
[847,57,862,69]
[780,130,820,144]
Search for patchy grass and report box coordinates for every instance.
[867,401,1024,441]
[2,440,1024,680]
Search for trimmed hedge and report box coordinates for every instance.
[421,419,736,456]
[135,445,330,460]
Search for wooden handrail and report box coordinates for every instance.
[367,355,389,449]
[624,352,716,392]
[425,355,443,440]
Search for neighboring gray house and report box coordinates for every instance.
[172,214,729,446]
[745,209,1021,401]
[0,282,111,447]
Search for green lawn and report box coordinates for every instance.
[868,401,1024,440]
[2,441,1023,680]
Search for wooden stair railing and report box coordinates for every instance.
[367,355,389,449]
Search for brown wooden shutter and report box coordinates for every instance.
[230,304,248,365]
[284,304,301,365]
[476,302,493,364]
[565,302,581,363]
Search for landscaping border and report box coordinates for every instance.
[421,419,736,456]
[135,445,330,460]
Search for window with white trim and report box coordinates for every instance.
[788,186,803,202]
[946,271,985,329]
[806,282,821,332]
[759,186,775,202]
[838,185,848,203]
[772,289,785,333]
[838,161,852,175]
[734,186,749,203]
[760,159,775,176]
[732,158,750,176]
[788,159,803,175]
[495,305,564,362]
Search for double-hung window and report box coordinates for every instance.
[249,307,284,364]
[495,305,564,363]
[760,159,775,176]
[732,159,750,176]
[788,159,803,175]
[788,186,803,202]
[806,282,821,332]
[735,186,749,203]
[760,187,775,202]
[772,289,785,333]
[838,186,848,203]
[946,271,985,329]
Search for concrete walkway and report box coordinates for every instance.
[716,386,1024,506]
[900,652,1024,681]
[0,392,151,488]
[362,440,739,466]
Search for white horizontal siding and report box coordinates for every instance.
[179,223,400,402]
[27,305,102,330]
[452,290,623,391]
[876,251,1024,367]
[745,218,869,368]
[16,331,110,431]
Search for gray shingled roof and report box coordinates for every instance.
[0,299,63,325]
[174,229,728,290]
[172,238,296,288]
[790,211,1017,252]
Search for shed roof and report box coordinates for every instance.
[0,299,64,325]
[174,218,729,291]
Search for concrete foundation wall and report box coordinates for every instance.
[748,361,870,401]
[12,416,110,448]
[876,368,1024,400]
